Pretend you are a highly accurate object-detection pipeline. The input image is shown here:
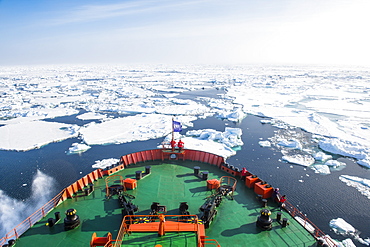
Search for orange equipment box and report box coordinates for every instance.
[245,175,260,189]
[206,179,220,190]
[254,181,273,199]
[123,178,137,190]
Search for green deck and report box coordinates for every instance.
[15,160,317,247]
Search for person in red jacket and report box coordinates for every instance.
[279,195,287,210]
[177,139,184,152]
[170,139,176,151]
[241,167,248,180]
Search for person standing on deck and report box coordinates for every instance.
[241,167,248,180]
[279,195,287,210]
[178,139,184,152]
[170,139,176,151]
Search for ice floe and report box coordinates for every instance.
[319,138,368,161]
[329,218,370,246]
[330,218,356,235]
[76,112,108,120]
[216,107,246,122]
[339,175,370,199]
[0,120,79,151]
[157,127,243,158]
[185,127,243,149]
[92,158,120,169]
[324,160,346,169]
[258,140,271,147]
[278,139,302,150]
[281,154,315,167]
[313,151,333,161]
[80,114,195,145]
[312,164,331,174]
[67,143,91,154]
[1,65,369,169]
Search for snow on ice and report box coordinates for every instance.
[157,127,243,158]
[1,64,370,244]
[80,114,195,145]
[339,175,370,199]
[281,154,315,167]
[1,65,369,168]
[92,158,120,169]
[0,120,79,151]
[76,112,108,120]
[329,218,370,246]
[67,143,91,154]
[313,151,333,161]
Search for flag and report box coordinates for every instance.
[173,121,182,132]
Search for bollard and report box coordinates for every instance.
[194,166,200,176]
[55,212,61,222]
[202,171,209,180]
[47,218,55,227]
[89,183,94,193]
[262,199,268,207]
[8,240,15,247]
[135,171,142,180]
[282,218,288,227]
[276,212,282,222]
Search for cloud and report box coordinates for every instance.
[49,0,211,26]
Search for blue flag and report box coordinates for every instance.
[173,121,182,132]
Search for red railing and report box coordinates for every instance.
[0,190,64,245]
[114,214,203,247]
[0,169,103,246]
[202,238,221,246]
[283,201,337,247]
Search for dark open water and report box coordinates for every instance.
[1,91,369,245]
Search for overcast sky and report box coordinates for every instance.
[1,0,369,66]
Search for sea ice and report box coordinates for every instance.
[155,99,210,116]
[185,127,243,148]
[278,139,302,150]
[80,114,196,145]
[0,120,79,151]
[329,218,356,235]
[92,158,120,169]
[338,239,356,247]
[319,138,367,160]
[258,140,271,147]
[357,157,370,169]
[216,108,246,122]
[329,217,370,246]
[339,175,370,199]
[67,143,91,154]
[159,127,243,158]
[281,154,315,167]
[313,151,333,161]
[76,112,108,120]
[324,160,346,168]
[311,165,331,175]
[169,136,237,158]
